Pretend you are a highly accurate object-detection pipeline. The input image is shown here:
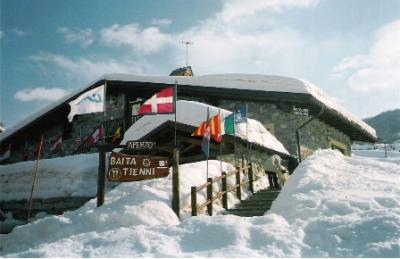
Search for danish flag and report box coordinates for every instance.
[138,87,175,115]
[89,126,104,144]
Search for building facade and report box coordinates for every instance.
[0,72,376,165]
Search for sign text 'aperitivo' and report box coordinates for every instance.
[108,152,169,182]
[126,141,156,150]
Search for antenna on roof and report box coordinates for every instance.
[181,40,193,67]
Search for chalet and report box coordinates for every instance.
[0,69,377,167]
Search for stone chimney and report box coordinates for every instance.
[169,66,193,76]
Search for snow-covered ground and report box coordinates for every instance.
[0,154,99,201]
[1,150,399,257]
[352,143,400,165]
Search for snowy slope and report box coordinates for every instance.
[120,100,289,155]
[1,150,399,257]
[271,150,400,257]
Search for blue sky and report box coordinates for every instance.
[1,0,399,128]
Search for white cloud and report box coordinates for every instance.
[168,0,316,74]
[30,52,149,81]
[151,18,172,26]
[177,26,305,74]
[31,1,319,84]
[57,27,94,47]
[332,19,400,92]
[217,0,319,23]
[100,23,173,54]
[15,87,67,102]
[10,28,26,37]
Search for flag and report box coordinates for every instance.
[235,106,247,123]
[223,106,247,136]
[223,113,235,135]
[138,87,174,115]
[112,127,122,143]
[50,135,62,152]
[192,114,222,142]
[89,126,104,144]
[201,125,210,157]
[68,85,104,122]
[0,144,11,162]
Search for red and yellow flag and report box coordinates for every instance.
[192,114,222,143]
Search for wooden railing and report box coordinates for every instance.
[73,115,141,154]
[191,162,254,216]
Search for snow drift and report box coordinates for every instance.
[0,154,99,201]
[1,150,399,257]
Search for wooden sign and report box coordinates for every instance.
[126,141,156,150]
[107,152,169,182]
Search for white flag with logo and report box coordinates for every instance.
[68,85,104,122]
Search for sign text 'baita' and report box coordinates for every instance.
[108,152,169,182]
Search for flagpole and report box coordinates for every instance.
[234,108,237,166]
[206,107,210,179]
[172,80,180,219]
[246,104,249,165]
[27,135,43,222]
[174,81,178,148]
[219,109,222,173]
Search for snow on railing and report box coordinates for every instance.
[191,162,254,216]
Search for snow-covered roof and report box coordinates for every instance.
[103,73,376,138]
[120,100,289,155]
[0,73,376,143]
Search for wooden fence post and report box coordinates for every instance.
[235,166,241,201]
[97,143,106,207]
[222,172,228,209]
[242,154,246,174]
[248,162,254,193]
[172,148,180,219]
[207,178,213,216]
[191,186,197,216]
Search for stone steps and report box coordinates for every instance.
[226,188,280,217]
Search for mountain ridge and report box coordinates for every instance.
[364,109,400,143]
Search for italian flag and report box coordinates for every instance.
[223,113,235,136]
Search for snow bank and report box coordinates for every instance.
[120,100,289,155]
[271,150,400,257]
[2,150,399,257]
[1,159,270,256]
[0,154,99,201]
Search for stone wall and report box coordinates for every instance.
[105,91,126,120]
[182,95,351,160]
